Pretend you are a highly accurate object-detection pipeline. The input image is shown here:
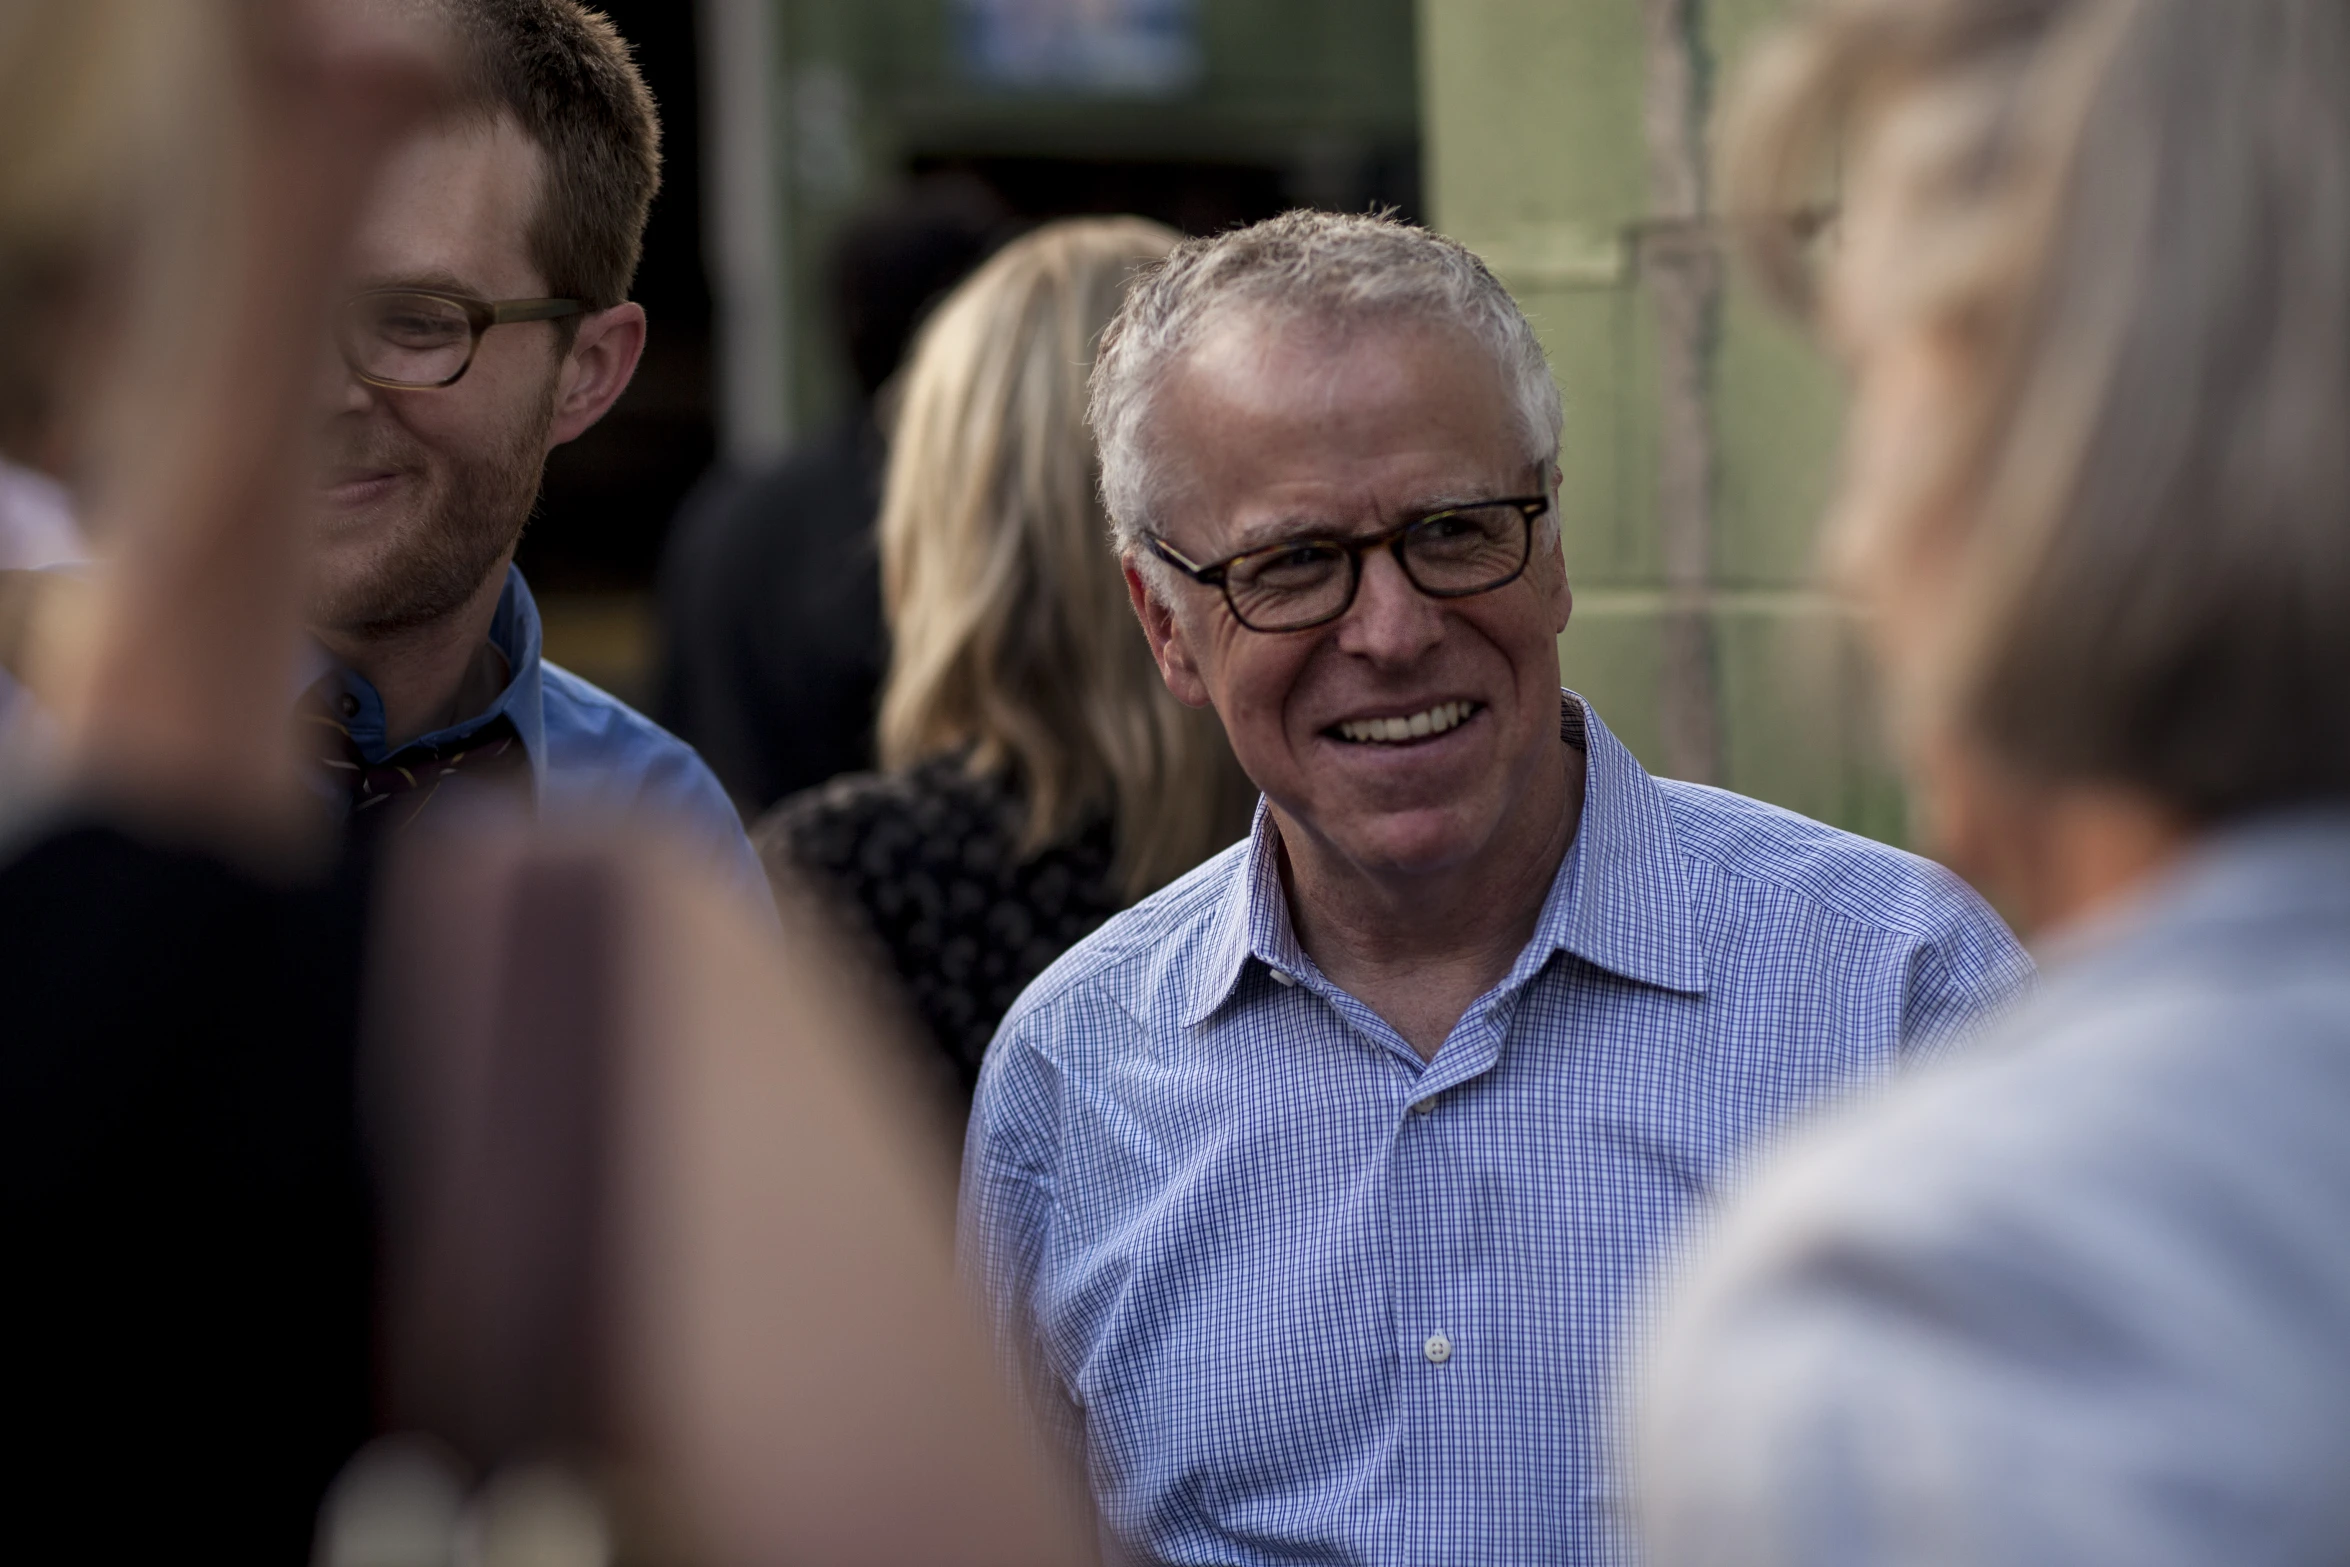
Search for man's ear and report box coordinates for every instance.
[1533,479,1572,635]
[1124,558,1213,710]
[546,301,647,449]
[1536,526,1572,636]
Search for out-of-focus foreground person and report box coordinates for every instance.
[0,0,437,1554]
[759,216,1255,1104]
[1640,3,2350,1563]
[962,209,2032,1566]
[0,4,1096,1561]
[657,175,1007,814]
[317,826,1093,1567]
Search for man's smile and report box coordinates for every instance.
[318,467,404,509]
[1328,699,1484,745]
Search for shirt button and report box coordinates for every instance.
[1410,1095,1437,1115]
[339,693,360,719]
[1269,969,1297,987]
[1424,1333,1453,1365]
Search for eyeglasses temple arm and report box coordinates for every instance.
[1145,536,1221,584]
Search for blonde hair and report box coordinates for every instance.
[877,217,1256,898]
[0,0,230,461]
[1722,0,2350,818]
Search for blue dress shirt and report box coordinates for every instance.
[960,694,2033,1567]
[320,565,764,903]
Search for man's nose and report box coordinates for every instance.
[1333,545,1443,664]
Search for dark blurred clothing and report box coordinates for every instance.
[757,756,1126,1102]
[1641,808,2350,1567]
[0,821,375,1562]
[656,415,888,815]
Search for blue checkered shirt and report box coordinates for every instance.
[960,694,2033,1566]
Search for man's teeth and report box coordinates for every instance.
[1336,701,1475,744]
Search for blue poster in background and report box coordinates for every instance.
[955,0,1202,95]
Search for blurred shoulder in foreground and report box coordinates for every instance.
[1641,0,2350,1561]
[345,814,1095,1567]
[1641,812,2350,1567]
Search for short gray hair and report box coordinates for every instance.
[1086,209,1563,559]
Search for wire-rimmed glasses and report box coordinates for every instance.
[1145,494,1550,633]
[337,289,586,390]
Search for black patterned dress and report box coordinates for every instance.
[755,756,1129,1106]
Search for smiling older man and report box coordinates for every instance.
[958,211,2032,1566]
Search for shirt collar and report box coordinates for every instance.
[320,563,550,800]
[1181,689,1709,1029]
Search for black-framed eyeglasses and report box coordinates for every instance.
[1145,494,1550,634]
[337,289,587,390]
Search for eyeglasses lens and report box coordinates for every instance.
[1226,542,1355,632]
[342,293,473,388]
[1222,505,1528,631]
[1401,505,1526,590]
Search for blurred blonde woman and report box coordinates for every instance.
[1639,3,2350,1563]
[758,216,1256,1103]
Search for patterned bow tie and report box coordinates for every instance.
[303,688,529,835]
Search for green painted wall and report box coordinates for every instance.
[1421,0,1904,840]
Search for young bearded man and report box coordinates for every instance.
[311,0,757,892]
[958,211,2037,1566]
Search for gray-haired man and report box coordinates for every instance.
[958,210,2034,1565]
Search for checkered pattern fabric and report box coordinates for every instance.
[960,693,2034,1567]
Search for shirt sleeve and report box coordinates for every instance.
[583,720,777,930]
[671,758,780,926]
[1898,870,2035,1063]
[958,1014,1084,1463]
[532,666,777,930]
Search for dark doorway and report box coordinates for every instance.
[519,0,715,596]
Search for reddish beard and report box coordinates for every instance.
[311,386,554,637]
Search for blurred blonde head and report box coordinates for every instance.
[1722,0,2350,823]
[0,0,233,468]
[878,216,1254,899]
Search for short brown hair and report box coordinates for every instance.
[432,0,661,310]
[1723,0,2350,820]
